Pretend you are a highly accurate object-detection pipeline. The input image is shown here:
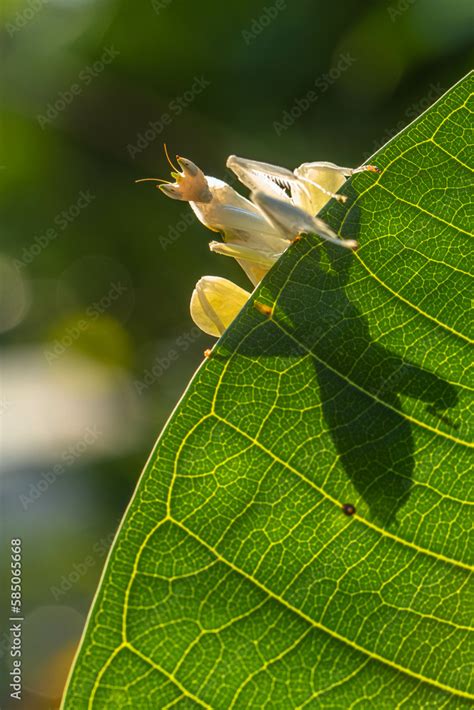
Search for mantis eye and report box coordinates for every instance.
[177,157,199,177]
[158,183,186,200]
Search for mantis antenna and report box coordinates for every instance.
[135,144,180,184]
[134,177,170,184]
[163,143,180,173]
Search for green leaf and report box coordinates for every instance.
[62,73,473,709]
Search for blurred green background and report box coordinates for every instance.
[1,0,472,706]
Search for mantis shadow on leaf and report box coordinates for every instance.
[219,193,459,527]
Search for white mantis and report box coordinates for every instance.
[137,148,379,337]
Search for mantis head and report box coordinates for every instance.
[136,148,213,203]
[160,157,212,203]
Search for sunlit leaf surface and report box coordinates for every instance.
[62,73,473,709]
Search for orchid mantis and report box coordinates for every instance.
[137,149,379,337]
